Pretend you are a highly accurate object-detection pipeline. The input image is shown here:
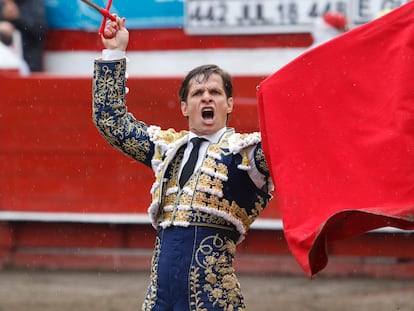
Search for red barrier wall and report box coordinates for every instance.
[0,74,279,217]
[2,74,414,277]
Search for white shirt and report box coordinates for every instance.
[181,128,227,173]
[102,49,126,60]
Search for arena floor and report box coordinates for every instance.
[0,269,413,311]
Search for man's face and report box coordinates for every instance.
[181,73,233,136]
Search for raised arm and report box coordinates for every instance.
[92,17,154,167]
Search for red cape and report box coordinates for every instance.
[257,2,414,276]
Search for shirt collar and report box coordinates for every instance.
[188,127,227,144]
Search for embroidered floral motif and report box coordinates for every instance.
[197,173,224,198]
[206,144,223,160]
[142,236,161,310]
[250,195,265,221]
[190,234,245,311]
[93,60,152,165]
[123,138,150,161]
[190,267,208,311]
[254,147,269,175]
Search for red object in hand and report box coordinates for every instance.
[99,0,115,38]
[80,0,116,38]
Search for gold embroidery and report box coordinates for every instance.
[175,209,192,222]
[164,191,177,207]
[160,211,173,222]
[240,150,250,167]
[190,234,245,311]
[250,195,265,221]
[180,191,193,206]
[190,267,208,311]
[158,128,187,144]
[208,144,222,156]
[211,177,223,191]
[153,146,162,161]
[255,147,269,175]
[190,210,233,228]
[152,147,184,225]
[217,163,228,177]
[150,128,269,238]
[207,195,221,210]
[123,138,150,161]
[203,157,217,170]
[142,236,161,310]
[94,60,152,164]
[198,173,212,188]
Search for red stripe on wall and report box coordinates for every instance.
[45,29,313,51]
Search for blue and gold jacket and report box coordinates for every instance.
[92,58,272,243]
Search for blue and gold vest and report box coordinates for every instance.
[148,126,271,243]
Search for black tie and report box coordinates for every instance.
[179,137,205,188]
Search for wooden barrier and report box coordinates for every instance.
[1,74,413,277]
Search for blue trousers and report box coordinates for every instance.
[142,226,245,311]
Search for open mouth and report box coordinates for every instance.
[202,108,214,120]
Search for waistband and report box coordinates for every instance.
[157,209,240,242]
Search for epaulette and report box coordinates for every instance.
[228,132,261,154]
[148,125,188,172]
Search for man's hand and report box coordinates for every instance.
[102,17,129,51]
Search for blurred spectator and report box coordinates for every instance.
[0,19,13,45]
[0,20,29,75]
[311,12,348,47]
[0,0,47,72]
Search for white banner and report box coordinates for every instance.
[185,0,410,34]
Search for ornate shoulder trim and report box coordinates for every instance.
[228,132,261,154]
[148,126,187,149]
[148,126,188,168]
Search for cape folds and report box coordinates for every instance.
[257,2,414,276]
